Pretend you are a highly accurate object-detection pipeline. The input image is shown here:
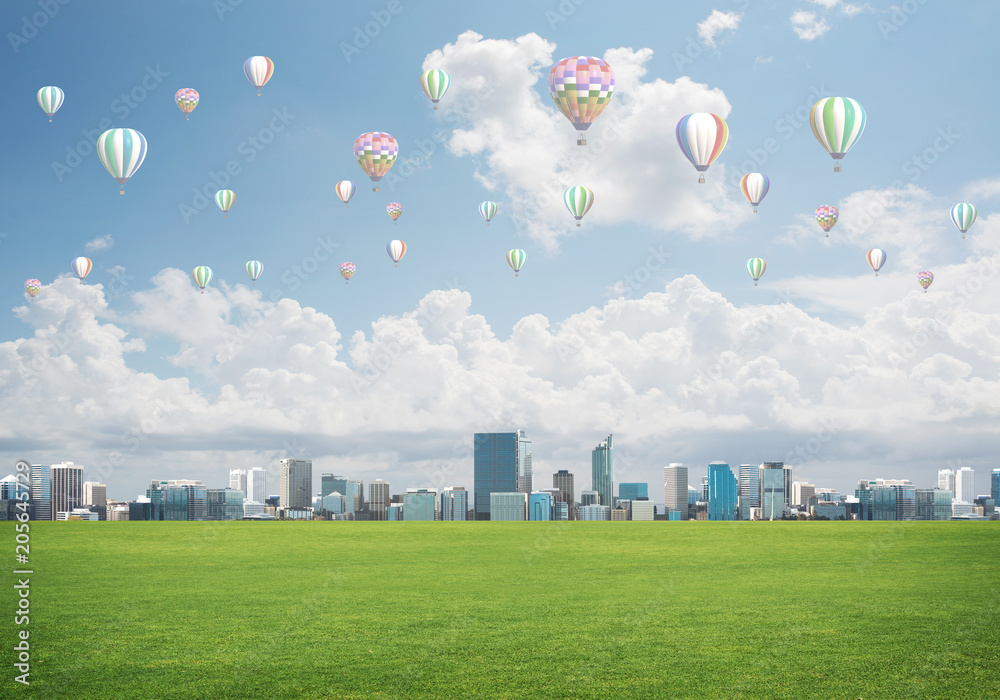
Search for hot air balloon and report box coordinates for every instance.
[192,266,213,294]
[950,203,977,239]
[548,57,615,146]
[175,88,199,120]
[97,128,147,195]
[676,113,729,183]
[387,202,403,224]
[809,97,866,172]
[507,249,526,277]
[420,69,450,109]
[244,56,274,96]
[245,260,263,284]
[479,201,498,225]
[746,258,766,286]
[867,249,886,277]
[37,86,64,122]
[215,190,235,217]
[387,240,406,267]
[917,270,933,293]
[24,279,41,298]
[815,205,839,237]
[740,174,770,213]
[564,186,594,227]
[71,257,92,283]
[340,262,356,284]
[336,180,356,207]
[354,132,398,192]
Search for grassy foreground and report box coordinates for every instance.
[3,521,999,699]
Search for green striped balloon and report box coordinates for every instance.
[97,128,147,194]
[245,260,263,284]
[746,258,766,286]
[809,97,865,172]
[950,203,977,239]
[563,186,594,227]
[192,266,213,294]
[507,249,526,276]
[215,189,236,216]
[479,200,498,225]
[420,69,451,108]
[37,86,64,122]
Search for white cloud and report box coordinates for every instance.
[420,31,747,251]
[792,11,831,40]
[697,10,743,48]
[84,234,113,252]
[754,56,774,68]
[960,177,1000,203]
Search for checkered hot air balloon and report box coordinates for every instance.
[507,249,526,277]
[97,128,147,195]
[564,186,594,227]
[810,97,866,172]
[192,266,213,294]
[950,203,977,239]
[386,240,406,267]
[354,132,398,192]
[676,113,729,183]
[917,270,933,293]
[815,205,839,237]
[71,257,92,283]
[746,258,766,286]
[24,279,41,298]
[548,57,615,146]
[175,88,199,120]
[867,249,886,277]
[420,69,450,109]
[215,190,235,217]
[479,201,497,225]
[37,86,64,122]
[340,262,356,284]
[245,260,263,284]
[740,174,770,213]
[386,202,403,224]
[336,180,356,207]
[244,56,274,96]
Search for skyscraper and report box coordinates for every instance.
[708,462,737,521]
[517,430,532,494]
[738,465,760,520]
[229,469,247,496]
[938,468,956,496]
[30,465,52,521]
[474,432,518,520]
[83,482,107,507]
[759,462,786,520]
[280,459,312,510]
[404,488,437,521]
[553,470,575,518]
[528,492,553,521]
[663,463,688,518]
[791,482,815,508]
[51,462,83,516]
[440,487,467,521]
[167,480,207,520]
[955,467,975,503]
[619,483,648,502]
[247,467,266,503]
[592,434,613,507]
[370,479,391,521]
[992,469,999,503]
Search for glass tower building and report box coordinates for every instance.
[708,462,738,521]
[51,462,83,517]
[759,462,786,520]
[528,492,553,521]
[553,470,575,506]
[30,465,52,521]
[404,488,437,521]
[663,464,688,518]
[280,459,313,510]
[619,482,647,502]
[474,433,518,520]
[592,434,613,507]
[738,465,760,520]
[440,487,467,521]
[369,479,390,521]
[490,492,527,521]
[247,467,266,504]
[992,469,999,503]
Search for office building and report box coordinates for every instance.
[321,475,363,514]
[553,470,575,506]
[247,467,266,503]
[592,434,613,507]
[581,490,599,506]
[30,465,52,520]
[992,469,999,503]
[619,483,648,502]
[322,492,346,515]
[812,503,847,520]
[915,489,952,520]
[107,505,130,521]
[82,482,107,507]
[611,503,630,520]
[791,482,815,508]
[891,483,916,520]
[440,487,468,521]
[688,485,699,505]
[955,467,975,504]
[369,479,391,521]
[474,432,522,520]
[759,462,787,520]
[701,475,710,502]
[873,486,897,520]
[229,469,247,496]
[814,487,839,502]
[387,503,404,521]
[708,462,738,521]
[578,504,611,521]
[938,468,956,496]
[554,501,569,520]
[517,430,533,494]
[489,492,527,521]
[404,488,437,521]
[280,459,312,510]
[528,492,553,521]
[51,462,83,517]
[738,465,760,520]
[631,500,654,520]
[663,463,688,518]
[207,488,244,520]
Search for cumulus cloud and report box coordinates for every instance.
[85,234,113,252]
[792,11,831,39]
[420,31,747,251]
[697,10,742,48]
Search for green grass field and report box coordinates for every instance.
[4,521,999,699]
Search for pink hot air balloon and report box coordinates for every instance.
[867,248,886,277]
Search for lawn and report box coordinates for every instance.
[4,521,998,699]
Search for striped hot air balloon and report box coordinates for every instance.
[175,88,199,120]
[917,270,933,293]
[815,205,839,237]
[386,202,403,224]
[24,279,41,298]
[244,56,274,96]
[676,113,729,183]
[37,86,64,122]
[386,240,406,267]
[549,57,615,145]
[336,180,356,207]
[354,132,398,192]
[340,262,356,284]
[71,257,92,283]
[245,260,263,284]
[215,190,235,217]
[479,201,498,225]
[740,173,770,213]
[97,128,147,195]
[809,97,866,172]
[867,249,886,277]
[564,186,594,227]
[420,69,450,109]
[192,266,213,294]
[507,249,526,277]
[746,258,766,286]
[950,203,977,239]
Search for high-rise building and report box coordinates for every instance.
[0,475,20,501]
[280,459,312,510]
[554,501,569,520]
[553,470,575,506]
[528,492,553,521]
[577,504,611,520]
[489,492,527,521]
[619,483,648,502]
[167,480,207,520]
[592,434,613,507]
[938,468,956,496]
[663,464,688,518]
[783,466,793,507]
[791,482,815,508]
[992,469,999,503]
[247,467,266,504]
[404,488,437,521]
[738,465,760,520]
[370,479,391,521]
[323,492,346,515]
[759,462,786,520]
[701,475,710,502]
[162,485,188,520]
[915,489,952,520]
[51,462,83,517]
[955,467,975,503]
[708,462,738,521]
[580,490,599,506]
[387,503,404,521]
[207,488,244,520]
[474,432,519,520]
[892,483,916,520]
[630,500,654,521]
[83,482,107,507]
[873,486,897,520]
[517,430,532,494]
[229,469,247,496]
[30,465,51,521]
[440,487,467,521]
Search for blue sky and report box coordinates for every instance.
[3,0,1000,504]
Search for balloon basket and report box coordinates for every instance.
[576,223,581,228]
[433,106,438,111]
[698,175,705,184]
[373,186,379,192]
[754,282,757,286]
[753,208,757,213]
[834,164,842,172]
[49,118,53,123]
[962,235,965,239]
[577,135,587,146]
[119,189,124,195]
[825,234,829,238]
[186,117,189,121]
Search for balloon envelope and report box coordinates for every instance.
[71,257,92,281]
[340,262,356,282]
[244,56,274,93]
[676,113,728,181]
[37,86,64,120]
[420,69,450,104]
[507,249,526,275]
[386,202,403,222]
[917,270,933,291]
[336,180,356,206]
[740,173,770,211]
[479,201,498,223]
[175,88,199,117]
[25,279,41,297]
[815,205,839,234]
[215,189,235,214]
[387,240,406,264]
[192,266,213,292]
[548,57,615,136]
[747,258,766,284]
[245,260,263,282]
[809,97,866,170]
[97,128,147,193]
[564,186,595,224]
[354,132,398,190]
[867,249,886,275]
[950,203,977,236]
